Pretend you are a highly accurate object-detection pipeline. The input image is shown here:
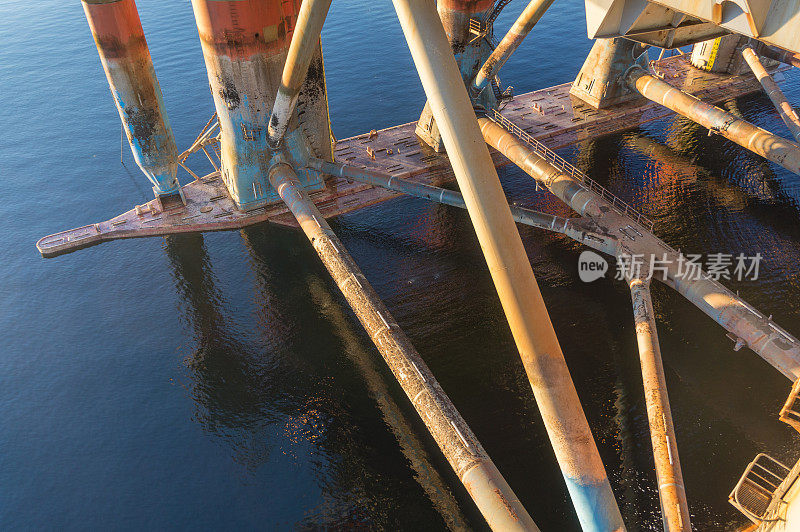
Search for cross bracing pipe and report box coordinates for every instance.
[628,277,691,532]
[306,157,619,255]
[267,0,332,146]
[483,113,800,381]
[625,66,800,176]
[82,0,179,196]
[759,46,800,69]
[742,47,800,143]
[478,117,604,218]
[307,157,565,231]
[267,162,538,532]
[470,0,555,97]
[391,1,626,530]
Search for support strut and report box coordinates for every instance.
[392,0,625,529]
[628,277,691,532]
[470,0,555,97]
[267,162,538,531]
[626,66,800,176]
[267,0,332,146]
[742,47,800,143]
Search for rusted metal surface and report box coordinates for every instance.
[392,0,625,530]
[267,0,332,146]
[480,115,605,218]
[570,38,649,109]
[628,277,692,532]
[742,46,800,143]
[38,55,783,258]
[82,0,179,196]
[190,0,331,209]
[626,65,800,176]
[582,0,800,55]
[416,0,495,151]
[470,0,555,97]
[268,162,538,532]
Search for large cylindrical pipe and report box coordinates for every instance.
[669,266,800,381]
[759,46,800,69]
[82,0,179,196]
[742,47,800,143]
[470,0,555,96]
[308,157,619,256]
[626,66,800,176]
[190,0,297,208]
[477,117,603,218]
[392,1,625,530]
[267,0,332,146]
[628,278,692,532]
[268,162,538,531]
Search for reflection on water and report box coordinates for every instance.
[4,0,800,529]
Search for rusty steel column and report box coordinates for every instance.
[438,0,493,56]
[742,47,800,143]
[626,66,800,176]
[267,0,332,146]
[82,0,179,197]
[190,0,298,208]
[267,162,538,531]
[392,1,625,530]
[628,277,692,532]
[470,0,555,97]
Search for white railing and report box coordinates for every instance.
[491,109,655,231]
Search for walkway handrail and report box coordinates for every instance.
[490,109,655,231]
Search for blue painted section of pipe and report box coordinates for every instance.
[563,476,625,531]
[111,82,180,196]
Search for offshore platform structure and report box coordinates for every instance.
[38,0,800,530]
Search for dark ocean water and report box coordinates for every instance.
[2,1,800,530]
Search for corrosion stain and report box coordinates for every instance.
[217,75,240,110]
[123,105,159,150]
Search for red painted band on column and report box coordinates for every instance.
[83,0,147,59]
[193,0,299,59]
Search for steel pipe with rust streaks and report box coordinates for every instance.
[82,0,179,196]
[470,0,555,97]
[268,162,537,531]
[626,66,800,176]
[267,0,332,145]
[392,1,625,530]
[191,0,297,208]
[629,278,691,532]
[478,117,604,218]
[742,47,800,143]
